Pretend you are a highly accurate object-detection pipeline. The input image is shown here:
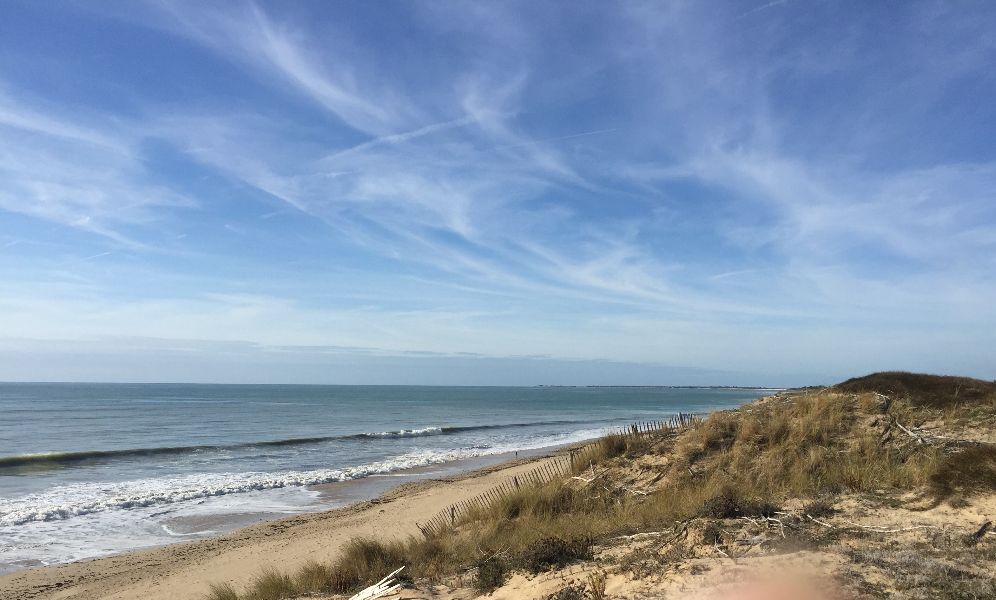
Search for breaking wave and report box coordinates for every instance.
[0,426,609,527]
[0,420,592,472]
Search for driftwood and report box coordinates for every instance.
[804,513,941,535]
[348,566,404,600]
[841,520,940,534]
[612,530,670,541]
[893,419,927,445]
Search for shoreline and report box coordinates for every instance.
[0,442,577,576]
[0,444,572,600]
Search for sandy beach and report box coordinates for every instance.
[0,452,560,600]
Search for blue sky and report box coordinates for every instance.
[1,1,994,385]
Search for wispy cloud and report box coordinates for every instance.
[148,1,414,135]
[0,1,994,382]
[0,90,193,247]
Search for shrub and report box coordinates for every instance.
[518,537,593,573]
[474,557,508,594]
[699,487,779,519]
[929,445,996,499]
[802,499,836,518]
[546,583,587,600]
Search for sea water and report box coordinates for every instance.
[0,383,772,572]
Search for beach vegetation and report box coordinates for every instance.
[473,556,507,594]
[206,582,239,600]
[205,374,996,600]
[246,568,296,600]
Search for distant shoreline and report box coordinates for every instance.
[0,381,790,388]
[537,385,787,390]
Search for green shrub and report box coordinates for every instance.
[474,557,508,594]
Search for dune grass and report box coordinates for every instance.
[206,378,996,600]
[666,391,945,498]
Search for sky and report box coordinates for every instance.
[0,0,994,386]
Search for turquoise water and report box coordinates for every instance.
[0,384,771,571]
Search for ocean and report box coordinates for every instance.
[0,383,772,573]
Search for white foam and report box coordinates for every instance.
[0,427,608,528]
[363,426,445,438]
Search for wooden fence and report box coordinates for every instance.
[415,412,700,537]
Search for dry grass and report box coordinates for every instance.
[848,545,996,599]
[662,391,947,502]
[206,583,238,600]
[245,568,295,600]
[570,432,648,471]
[206,374,996,600]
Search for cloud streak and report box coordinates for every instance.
[0,0,994,382]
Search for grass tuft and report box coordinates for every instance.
[245,568,295,600]
[205,582,239,600]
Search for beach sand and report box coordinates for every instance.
[0,452,560,600]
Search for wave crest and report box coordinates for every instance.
[0,427,610,527]
[0,420,593,472]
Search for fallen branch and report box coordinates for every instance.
[894,419,927,445]
[612,530,669,541]
[805,514,940,535]
[765,516,787,538]
[806,514,836,529]
[888,417,992,448]
[840,519,940,533]
[714,543,730,559]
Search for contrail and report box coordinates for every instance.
[737,0,788,20]
[486,127,618,152]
